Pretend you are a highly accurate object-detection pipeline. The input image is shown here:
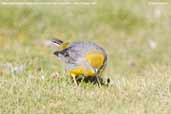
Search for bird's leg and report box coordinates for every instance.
[96,76,102,87]
[70,72,78,86]
[72,75,78,86]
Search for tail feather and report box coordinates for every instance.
[51,39,64,46]
[50,38,69,50]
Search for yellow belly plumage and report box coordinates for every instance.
[69,65,96,77]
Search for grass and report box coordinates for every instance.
[0,0,171,114]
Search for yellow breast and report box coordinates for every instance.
[85,51,105,69]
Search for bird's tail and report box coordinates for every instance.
[50,38,69,50]
[51,39,64,46]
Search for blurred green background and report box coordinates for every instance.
[0,0,171,114]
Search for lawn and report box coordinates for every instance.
[0,0,171,114]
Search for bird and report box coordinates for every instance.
[50,39,108,85]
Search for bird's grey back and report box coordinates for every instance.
[68,42,107,64]
[69,42,107,56]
